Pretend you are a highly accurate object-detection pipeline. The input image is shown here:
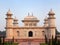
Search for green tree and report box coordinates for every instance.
[0,37,2,45]
[45,35,48,44]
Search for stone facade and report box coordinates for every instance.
[5,9,56,45]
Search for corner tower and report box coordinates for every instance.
[48,9,56,38]
[5,9,13,39]
[44,17,48,27]
[13,17,19,27]
[48,9,56,27]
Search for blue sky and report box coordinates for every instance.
[0,0,60,32]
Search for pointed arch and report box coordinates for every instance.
[28,31,33,37]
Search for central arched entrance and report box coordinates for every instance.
[28,31,33,37]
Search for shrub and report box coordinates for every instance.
[40,43,48,45]
[4,42,18,45]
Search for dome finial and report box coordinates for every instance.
[48,9,55,15]
[7,9,12,14]
[50,8,52,11]
[14,16,18,21]
[28,12,30,16]
[44,16,48,21]
[9,9,10,11]
[15,16,16,19]
[32,12,33,16]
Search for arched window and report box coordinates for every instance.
[17,31,20,36]
[25,24,28,26]
[28,31,33,37]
